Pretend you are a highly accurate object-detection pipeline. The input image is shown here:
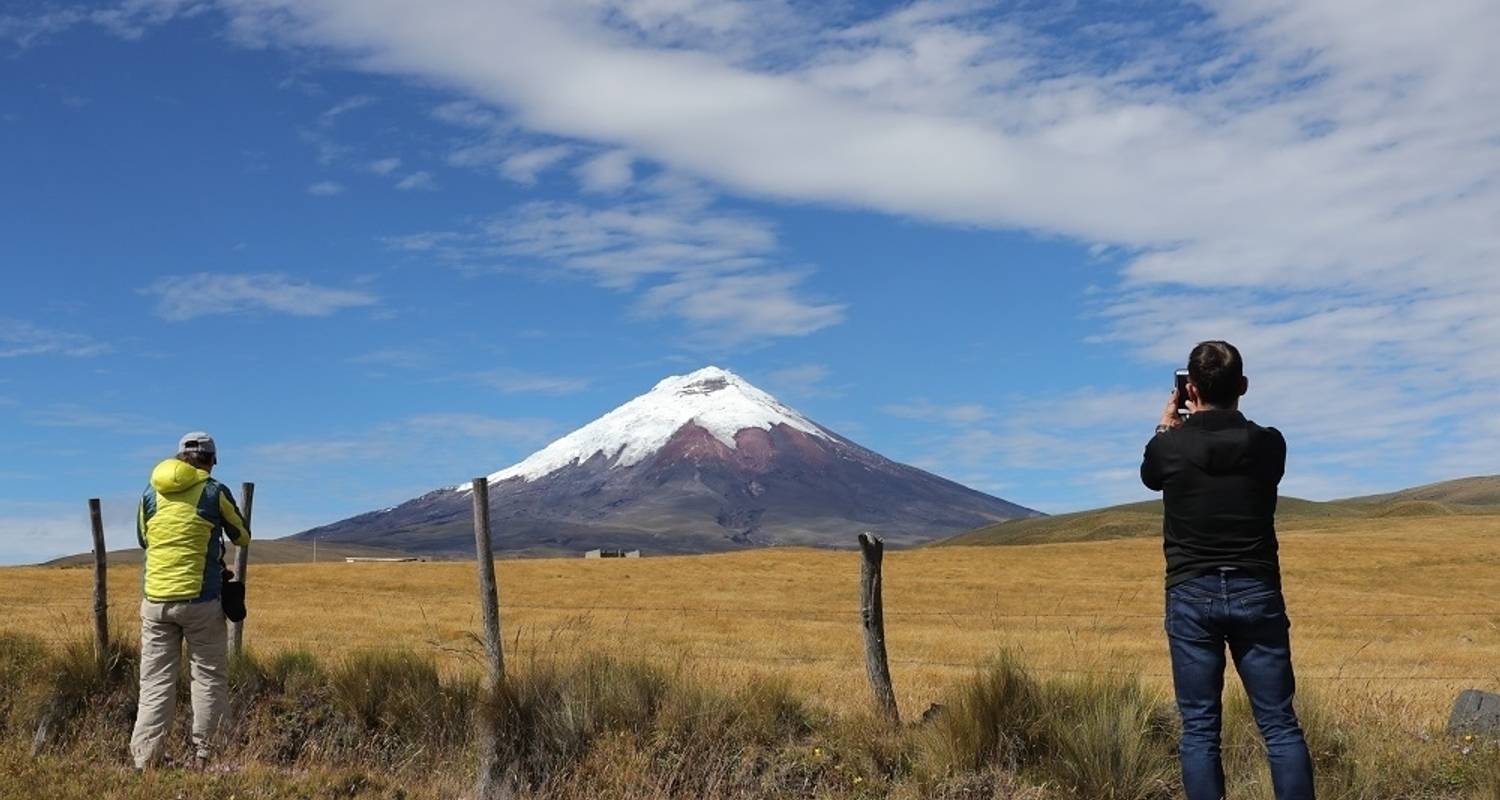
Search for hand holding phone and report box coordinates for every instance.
[1174,369,1191,419]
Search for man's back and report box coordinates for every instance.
[1143,341,1313,800]
[1142,407,1286,588]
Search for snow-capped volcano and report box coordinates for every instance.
[294,366,1039,556]
[478,366,828,484]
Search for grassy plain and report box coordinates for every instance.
[4,512,1498,727]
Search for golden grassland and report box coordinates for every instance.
[3,512,1498,729]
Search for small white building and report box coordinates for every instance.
[583,549,641,559]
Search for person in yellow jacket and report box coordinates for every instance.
[130,432,250,770]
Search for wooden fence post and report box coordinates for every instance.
[859,532,900,726]
[471,477,510,800]
[228,482,254,657]
[471,478,505,686]
[88,498,108,675]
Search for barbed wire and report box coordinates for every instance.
[14,597,1500,622]
[13,630,1496,684]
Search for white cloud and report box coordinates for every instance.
[471,370,590,395]
[636,270,843,345]
[498,145,572,184]
[367,156,402,174]
[0,318,110,358]
[882,400,991,425]
[319,93,374,124]
[298,127,349,165]
[1,1,201,49]
[306,180,344,196]
[490,199,775,286]
[893,387,1172,510]
[143,273,379,321]
[23,404,174,432]
[350,346,431,370]
[388,194,841,343]
[576,149,633,192]
[244,413,556,469]
[395,170,436,191]
[403,413,553,440]
[431,100,501,129]
[764,363,837,398]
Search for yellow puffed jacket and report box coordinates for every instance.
[136,458,251,602]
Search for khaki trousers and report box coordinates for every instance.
[129,598,228,767]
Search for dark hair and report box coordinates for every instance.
[179,451,215,470]
[1188,340,1244,407]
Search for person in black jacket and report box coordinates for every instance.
[1142,341,1314,800]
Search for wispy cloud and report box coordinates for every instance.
[143,273,379,321]
[367,156,402,175]
[764,364,838,398]
[471,370,590,395]
[23,403,173,433]
[895,388,1181,510]
[388,190,843,343]
[497,145,572,184]
[491,197,775,287]
[403,413,553,440]
[1,1,200,50]
[576,149,633,193]
[0,318,109,358]
[395,171,436,191]
[636,270,842,345]
[882,400,991,425]
[320,94,374,125]
[245,413,555,467]
[431,100,501,129]
[306,180,344,196]
[350,347,432,370]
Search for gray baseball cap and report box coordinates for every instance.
[177,431,217,458]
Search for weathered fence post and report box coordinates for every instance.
[471,477,505,686]
[88,498,108,675]
[228,482,254,657]
[859,532,900,726]
[38,498,111,755]
[471,477,509,800]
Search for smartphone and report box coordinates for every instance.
[1174,369,1191,419]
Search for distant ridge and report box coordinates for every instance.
[43,539,416,568]
[937,475,1500,548]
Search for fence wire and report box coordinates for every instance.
[12,594,1498,685]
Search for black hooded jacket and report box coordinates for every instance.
[1141,408,1286,588]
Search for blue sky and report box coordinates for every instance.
[2,1,1496,564]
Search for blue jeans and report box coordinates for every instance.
[1166,571,1314,799]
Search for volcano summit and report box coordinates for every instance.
[291,367,1038,556]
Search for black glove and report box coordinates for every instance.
[220,568,247,622]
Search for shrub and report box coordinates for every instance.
[0,633,48,737]
[329,648,472,763]
[29,634,138,758]
[914,652,1045,777]
[1037,676,1175,800]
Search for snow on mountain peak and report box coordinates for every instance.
[479,366,829,485]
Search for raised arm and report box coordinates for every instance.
[216,484,251,547]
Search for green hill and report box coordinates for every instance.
[937,475,1500,548]
[1341,475,1500,507]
